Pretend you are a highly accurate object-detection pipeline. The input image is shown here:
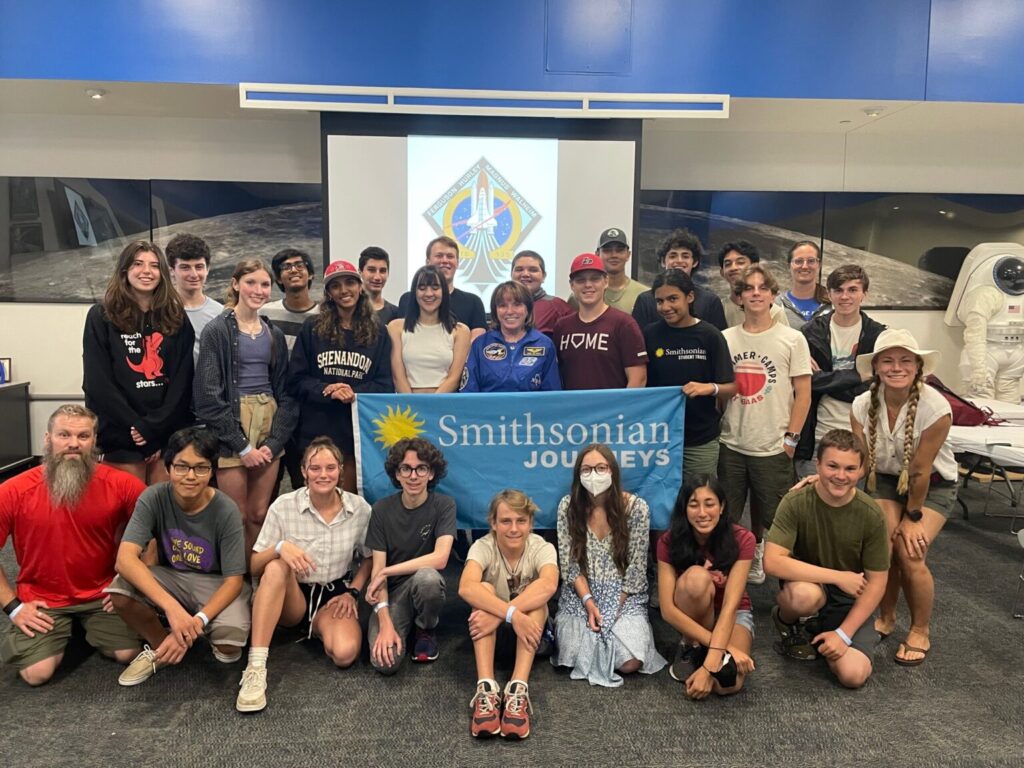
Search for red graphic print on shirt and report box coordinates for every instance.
[126,332,165,380]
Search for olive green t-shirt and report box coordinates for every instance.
[766,485,890,573]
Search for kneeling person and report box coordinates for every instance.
[458,490,559,739]
[763,430,889,688]
[109,427,251,686]
[365,438,455,674]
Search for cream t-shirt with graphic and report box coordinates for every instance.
[816,318,862,441]
[467,532,558,602]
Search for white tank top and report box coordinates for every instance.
[402,322,455,389]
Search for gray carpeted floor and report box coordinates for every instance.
[2,482,1023,768]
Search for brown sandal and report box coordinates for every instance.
[894,642,930,667]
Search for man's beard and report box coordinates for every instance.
[44,447,98,508]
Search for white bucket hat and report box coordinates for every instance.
[855,328,939,380]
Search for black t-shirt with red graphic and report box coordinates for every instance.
[83,304,195,455]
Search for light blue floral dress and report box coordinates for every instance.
[551,493,666,687]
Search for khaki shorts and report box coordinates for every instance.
[0,599,139,670]
[219,393,280,469]
[106,567,251,647]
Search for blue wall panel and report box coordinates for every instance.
[0,0,934,100]
[927,0,1024,102]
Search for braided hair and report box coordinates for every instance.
[864,360,924,493]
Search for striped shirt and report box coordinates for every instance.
[254,486,372,584]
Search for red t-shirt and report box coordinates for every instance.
[656,523,755,613]
[0,463,145,607]
[533,296,575,337]
[552,306,647,390]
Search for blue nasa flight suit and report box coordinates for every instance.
[460,328,562,392]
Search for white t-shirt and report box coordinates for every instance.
[185,296,224,364]
[467,532,557,602]
[816,318,862,441]
[723,298,790,329]
[851,383,958,482]
[721,322,812,456]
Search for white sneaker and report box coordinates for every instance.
[747,540,766,585]
[236,666,268,713]
[119,645,160,687]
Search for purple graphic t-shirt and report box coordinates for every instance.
[122,484,246,576]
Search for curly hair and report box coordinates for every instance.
[565,444,630,578]
[864,360,924,494]
[656,229,705,271]
[103,240,185,335]
[165,233,210,267]
[667,474,737,575]
[315,279,379,348]
[384,437,448,489]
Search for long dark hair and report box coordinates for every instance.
[668,474,738,573]
[566,443,630,577]
[403,265,454,333]
[103,240,184,335]
[315,279,379,348]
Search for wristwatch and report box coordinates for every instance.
[784,431,800,441]
[904,508,923,522]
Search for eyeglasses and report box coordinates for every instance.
[579,464,611,478]
[171,462,212,478]
[397,463,431,478]
[791,258,819,267]
[281,262,308,273]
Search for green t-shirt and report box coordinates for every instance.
[766,485,890,573]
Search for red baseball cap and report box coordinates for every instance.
[323,260,362,288]
[569,252,607,277]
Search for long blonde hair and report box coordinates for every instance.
[864,362,924,494]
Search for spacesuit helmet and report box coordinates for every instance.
[993,256,1024,296]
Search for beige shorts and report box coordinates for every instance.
[219,393,281,469]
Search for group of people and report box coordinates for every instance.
[0,224,958,739]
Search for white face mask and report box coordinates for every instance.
[580,473,612,497]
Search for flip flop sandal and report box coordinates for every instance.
[894,643,929,666]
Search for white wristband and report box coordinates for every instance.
[505,604,517,623]
[196,611,210,628]
[374,600,389,614]
[581,593,594,606]
[711,382,720,397]
[8,603,24,620]
[834,627,852,646]
[239,444,254,457]
[275,539,285,555]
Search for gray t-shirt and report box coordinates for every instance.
[185,296,224,365]
[365,491,457,591]
[122,484,246,576]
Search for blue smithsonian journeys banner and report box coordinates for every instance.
[353,388,684,529]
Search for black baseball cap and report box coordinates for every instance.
[597,227,629,249]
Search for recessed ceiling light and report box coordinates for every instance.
[938,210,947,215]
[862,106,884,117]
[892,205,900,210]
[85,88,107,100]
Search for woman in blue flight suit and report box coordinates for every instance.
[460,281,561,393]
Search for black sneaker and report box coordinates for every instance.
[412,628,439,662]
[668,642,707,682]
[771,606,818,661]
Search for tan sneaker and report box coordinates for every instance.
[236,666,268,713]
[119,645,160,687]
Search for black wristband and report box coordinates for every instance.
[346,586,361,600]
[3,597,22,616]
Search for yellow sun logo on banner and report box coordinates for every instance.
[372,405,425,448]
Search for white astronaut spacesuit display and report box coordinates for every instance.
[944,243,1024,403]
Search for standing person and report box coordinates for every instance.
[510,250,573,337]
[194,260,298,556]
[851,329,957,667]
[289,260,393,492]
[359,246,399,324]
[780,241,830,329]
[795,265,886,477]
[717,241,790,328]
[719,265,812,584]
[763,430,889,689]
[108,427,251,687]
[552,253,647,390]
[551,444,666,687]
[632,229,727,331]
[460,280,561,393]
[236,437,373,713]
[0,405,144,686]
[593,227,648,313]
[364,438,456,674]
[398,236,487,340]
[656,475,755,699]
[260,248,319,351]
[167,233,222,365]
[459,490,559,739]
[643,270,735,484]
[83,239,195,484]
[388,266,471,394]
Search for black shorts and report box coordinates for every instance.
[805,584,876,658]
[297,576,353,628]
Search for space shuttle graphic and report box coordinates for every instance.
[466,170,496,234]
